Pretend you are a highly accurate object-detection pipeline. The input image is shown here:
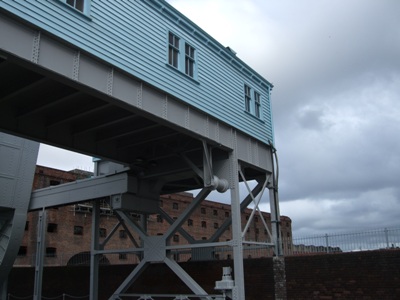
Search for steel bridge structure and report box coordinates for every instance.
[0,2,282,299]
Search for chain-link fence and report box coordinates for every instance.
[285,226,400,255]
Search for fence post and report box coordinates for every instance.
[384,228,389,249]
[325,234,330,253]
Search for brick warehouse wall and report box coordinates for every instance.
[8,249,400,300]
[285,249,400,300]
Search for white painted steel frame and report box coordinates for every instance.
[239,170,273,243]
[24,157,280,299]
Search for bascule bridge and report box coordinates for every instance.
[0,1,282,299]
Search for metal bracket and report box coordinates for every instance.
[181,140,228,193]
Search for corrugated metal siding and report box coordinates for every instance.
[0,0,274,144]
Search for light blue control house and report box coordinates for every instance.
[0,1,282,299]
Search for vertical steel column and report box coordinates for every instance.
[33,209,47,300]
[90,160,100,300]
[90,200,100,300]
[269,187,282,255]
[268,147,283,256]
[229,132,245,299]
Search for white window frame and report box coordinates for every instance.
[244,84,263,119]
[167,31,197,80]
[168,32,180,69]
[254,91,261,118]
[185,43,195,77]
[244,84,251,113]
[59,0,91,15]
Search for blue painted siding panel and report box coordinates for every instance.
[0,0,274,144]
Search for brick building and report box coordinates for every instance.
[16,166,292,266]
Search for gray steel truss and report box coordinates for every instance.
[0,11,282,300]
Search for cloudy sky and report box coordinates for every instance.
[38,0,400,237]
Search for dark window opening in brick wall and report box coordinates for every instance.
[201,221,207,228]
[213,209,218,216]
[173,202,178,210]
[47,223,58,233]
[46,247,57,257]
[119,253,127,260]
[50,180,60,186]
[74,226,83,235]
[157,215,163,223]
[119,230,127,239]
[25,221,29,231]
[131,213,140,221]
[225,211,229,218]
[214,222,219,229]
[99,228,106,237]
[201,207,206,214]
[173,234,179,242]
[187,219,193,226]
[18,246,27,257]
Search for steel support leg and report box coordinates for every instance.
[269,186,282,256]
[229,152,245,299]
[90,200,100,300]
[33,209,47,300]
